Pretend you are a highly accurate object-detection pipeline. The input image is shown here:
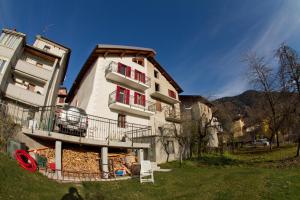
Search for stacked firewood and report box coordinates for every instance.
[62,148,100,173]
[30,147,138,177]
[36,148,55,163]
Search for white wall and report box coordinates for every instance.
[33,39,66,57]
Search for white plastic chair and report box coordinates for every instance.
[140,160,154,183]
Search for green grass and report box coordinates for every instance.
[1,146,300,200]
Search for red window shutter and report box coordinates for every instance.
[116,86,121,102]
[125,89,130,104]
[141,73,145,83]
[168,89,171,97]
[126,66,131,77]
[134,70,138,80]
[142,95,145,106]
[134,92,137,104]
[117,63,122,73]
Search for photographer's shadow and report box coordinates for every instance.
[61,187,84,200]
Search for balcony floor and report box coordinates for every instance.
[109,102,155,117]
[106,71,149,91]
[151,91,180,104]
[22,128,150,149]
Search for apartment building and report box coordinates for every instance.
[180,95,220,148]
[66,44,183,164]
[0,28,70,109]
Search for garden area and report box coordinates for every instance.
[1,145,300,200]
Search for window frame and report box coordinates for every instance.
[132,57,144,67]
[43,45,51,52]
[154,70,159,78]
[118,114,126,128]
[155,83,160,92]
[0,57,8,74]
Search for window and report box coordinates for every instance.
[156,101,162,112]
[43,45,51,52]
[117,63,131,77]
[28,83,36,92]
[116,86,130,104]
[154,70,159,78]
[134,70,146,83]
[0,59,7,73]
[36,62,43,68]
[132,57,144,66]
[134,92,145,106]
[167,141,175,154]
[118,114,126,128]
[0,34,18,48]
[155,83,160,92]
[168,89,176,99]
[59,97,65,103]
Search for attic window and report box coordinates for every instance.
[132,57,144,66]
[154,70,159,78]
[43,45,51,52]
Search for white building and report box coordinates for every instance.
[0,28,70,109]
[66,44,183,163]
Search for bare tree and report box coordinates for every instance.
[245,53,286,149]
[276,44,300,156]
[158,125,173,163]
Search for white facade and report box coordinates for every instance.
[0,29,70,109]
[68,45,182,163]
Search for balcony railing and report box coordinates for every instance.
[5,83,45,107]
[105,61,151,89]
[109,91,155,113]
[165,109,181,123]
[15,59,52,81]
[0,102,154,144]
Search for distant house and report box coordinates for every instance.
[180,95,221,148]
[231,116,245,139]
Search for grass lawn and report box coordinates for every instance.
[1,145,300,200]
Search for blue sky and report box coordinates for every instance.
[1,0,300,98]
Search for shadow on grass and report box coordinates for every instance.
[61,187,105,200]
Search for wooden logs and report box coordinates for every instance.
[62,148,100,173]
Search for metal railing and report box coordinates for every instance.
[109,91,156,113]
[165,108,181,121]
[0,102,154,144]
[105,61,151,87]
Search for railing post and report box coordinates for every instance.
[47,107,54,136]
[131,124,134,147]
[107,119,110,145]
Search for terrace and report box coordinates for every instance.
[0,103,154,149]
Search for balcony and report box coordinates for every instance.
[105,61,150,91]
[14,60,52,82]
[165,109,181,123]
[0,103,153,149]
[150,91,180,104]
[5,83,45,106]
[108,91,155,117]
